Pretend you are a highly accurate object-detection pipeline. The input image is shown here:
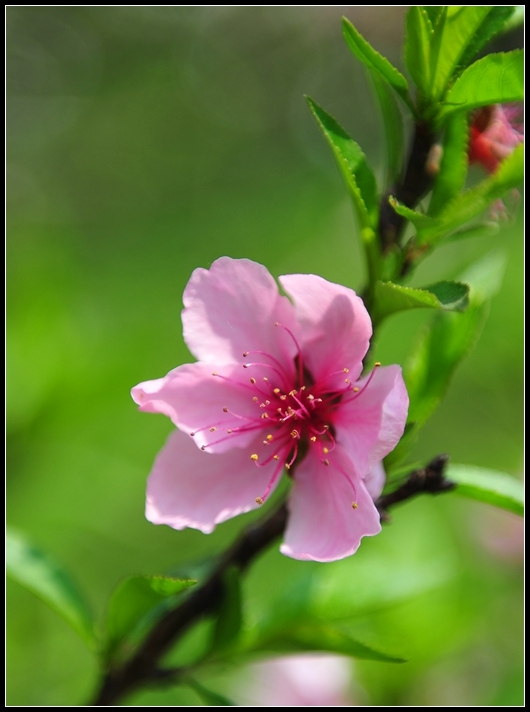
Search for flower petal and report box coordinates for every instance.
[146,430,282,534]
[334,365,408,475]
[132,362,274,453]
[363,461,386,500]
[279,274,371,384]
[281,445,381,562]
[182,257,298,368]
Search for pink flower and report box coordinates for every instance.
[132,258,408,562]
[468,104,523,174]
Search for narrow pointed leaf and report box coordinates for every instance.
[447,464,523,516]
[306,96,378,229]
[369,72,404,183]
[458,7,516,69]
[388,196,437,230]
[442,51,524,118]
[429,7,492,101]
[419,144,523,245]
[254,623,406,663]
[210,566,242,653]
[429,111,469,216]
[6,528,96,648]
[105,575,195,658]
[405,7,433,97]
[373,280,469,323]
[404,251,505,428]
[187,679,235,706]
[342,17,412,110]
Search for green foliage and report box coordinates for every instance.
[442,50,524,118]
[105,575,196,661]
[418,145,523,246]
[388,251,506,468]
[373,280,469,323]
[447,464,524,516]
[429,111,469,216]
[186,678,235,706]
[306,96,378,230]
[210,567,243,654]
[6,529,96,649]
[369,73,405,184]
[342,17,413,111]
[405,7,433,100]
[457,7,515,69]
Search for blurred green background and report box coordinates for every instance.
[7,7,523,706]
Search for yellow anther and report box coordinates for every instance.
[266,434,273,441]
[261,413,269,419]
[307,394,315,401]
[291,429,299,438]
[273,388,280,394]
[323,424,330,430]
[310,436,317,442]
[255,497,264,505]
[280,395,287,401]
[352,501,358,509]
[250,454,259,461]
[374,361,381,367]
[263,377,268,382]
[353,387,360,393]
[285,463,291,470]
[323,447,329,454]
[252,396,258,402]
[273,454,279,460]
[265,400,270,406]
[345,379,350,384]
[343,368,349,373]
[300,386,306,391]
[212,372,218,376]
[289,390,297,397]
[209,427,216,432]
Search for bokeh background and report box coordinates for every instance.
[7,7,523,706]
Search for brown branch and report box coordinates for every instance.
[91,454,454,706]
[376,454,455,521]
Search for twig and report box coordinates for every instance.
[91,454,454,706]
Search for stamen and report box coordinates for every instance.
[275,322,304,386]
[352,502,358,509]
[250,454,259,461]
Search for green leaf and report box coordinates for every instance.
[105,575,195,659]
[447,464,524,516]
[429,111,469,216]
[253,623,406,663]
[419,144,523,245]
[373,280,469,323]
[369,72,404,184]
[423,6,444,26]
[388,196,437,230]
[186,678,235,706]
[429,7,492,101]
[306,96,378,229]
[404,251,505,428]
[210,567,242,653]
[342,17,413,111]
[405,7,433,97]
[442,50,524,118]
[458,7,516,69]
[6,528,96,648]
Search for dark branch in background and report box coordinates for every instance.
[378,121,436,254]
[376,454,456,521]
[91,455,455,706]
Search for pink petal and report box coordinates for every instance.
[279,274,372,384]
[132,362,273,453]
[146,430,282,534]
[363,461,386,500]
[281,445,381,562]
[334,365,408,476]
[182,257,298,369]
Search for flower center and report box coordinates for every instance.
[190,322,379,508]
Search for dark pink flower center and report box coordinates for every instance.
[190,323,379,507]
